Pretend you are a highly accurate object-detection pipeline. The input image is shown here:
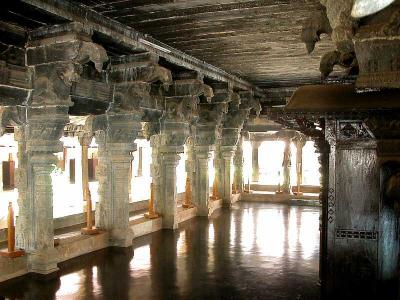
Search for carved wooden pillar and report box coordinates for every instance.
[314,137,330,287]
[15,22,107,274]
[251,141,261,182]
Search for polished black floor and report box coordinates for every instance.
[0,202,321,300]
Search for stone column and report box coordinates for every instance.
[98,51,172,240]
[294,137,306,195]
[158,71,213,228]
[281,139,292,194]
[251,141,261,182]
[15,110,69,274]
[194,86,230,215]
[15,22,107,274]
[137,146,143,177]
[94,114,141,247]
[220,146,236,205]
[194,146,212,216]
[219,90,259,205]
[159,150,181,229]
[233,135,245,193]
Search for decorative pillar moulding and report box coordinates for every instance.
[15,22,108,274]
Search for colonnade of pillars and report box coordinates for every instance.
[249,137,307,194]
[0,22,260,278]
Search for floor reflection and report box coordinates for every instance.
[0,202,321,300]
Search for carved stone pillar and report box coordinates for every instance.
[149,133,162,215]
[159,151,181,229]
[159,71,213,228]
[137,147,143,177]
[94,114,141,247]
[219,90,259,205]
[281,139,292,194]
[194,84,230,215]
[15,111,68,274]
[233,135,245,193]
[251,140,261,182]
[294,137,307,194]
[94,52,171,242]
[15,22,107,274]
[220,146,236,205]
[193,146,212,216]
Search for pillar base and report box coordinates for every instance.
[81,227,100,235]
[0,249,25,258]
[109,228,134,248]
[28,248,59,275]
[144,212,160,219]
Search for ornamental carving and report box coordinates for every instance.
[338,121,373,140]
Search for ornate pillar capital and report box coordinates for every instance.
[26,22,108,107]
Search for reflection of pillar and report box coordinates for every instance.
[281,139,292,194]
[137,146,143,177]
[251,141,261,182]
[294,139,306,195]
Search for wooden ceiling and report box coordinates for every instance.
[71,0,335,89]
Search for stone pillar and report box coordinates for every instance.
[233,135,245,193]
[78,134,93,211]
[94,114,141,247]
[251,141,261,182]
[159,71,213,228]
[159,150,181,229]
[219,90,260,205]
[194,86,230,215]
[281,139,292,194]
[98,51,172,240]
[137,146,143,177]
[194,146,212,216]
[15,22,107,274]
[15,110,69,274]
[185,136,196,208]
[220,146,236,205]
[294,138,306,194]
[149,133,162,215]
